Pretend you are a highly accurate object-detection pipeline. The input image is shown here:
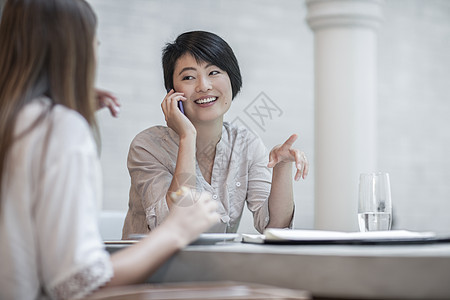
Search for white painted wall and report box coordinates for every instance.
[88,0,450,234]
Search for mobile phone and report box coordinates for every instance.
[177,100,185,114]
[167,88,185,115]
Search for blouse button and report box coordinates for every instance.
[212,194,218,200]
[236,182,241,187]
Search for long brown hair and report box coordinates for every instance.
[0,0,98,208]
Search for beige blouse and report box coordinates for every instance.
[122,122,276,238]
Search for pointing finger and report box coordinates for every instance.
[282,134,298,148]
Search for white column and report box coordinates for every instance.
[306,0,384,231]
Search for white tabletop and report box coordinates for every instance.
[106,240,450,299]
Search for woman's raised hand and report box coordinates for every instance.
[95,88,121,117]
[161,89,196,139]
[268,134,309,181]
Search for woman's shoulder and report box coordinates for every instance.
[129,125,180,154]
[14,98,97,168]
[18,98,86,130]
[132,126,173,144]
[22,98,93,145]
[54,103,90,130]
[52,103,98,156]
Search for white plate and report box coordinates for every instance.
[190,233,239,245]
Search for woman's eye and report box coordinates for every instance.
[182,75,194,80]
[210,70,220,76]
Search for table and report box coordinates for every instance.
[106,240,450,299]
[85,281,310,299]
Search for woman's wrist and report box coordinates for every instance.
[178,133,197,164]
[162,212,194,249]
[167,223,189,250]
[273,161,292,170]
[178,130,196,142]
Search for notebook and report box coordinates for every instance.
[241,228,450,245]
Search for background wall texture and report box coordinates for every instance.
[85,0,448,233]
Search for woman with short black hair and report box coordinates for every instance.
[123,30,309,237]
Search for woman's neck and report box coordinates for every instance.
[194,119,223,155]
[193,119,223,184]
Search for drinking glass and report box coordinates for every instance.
[358,172,392,232]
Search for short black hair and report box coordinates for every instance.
[162,31,242,100]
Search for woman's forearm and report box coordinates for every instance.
[166,134,196,207]
[106,190,219,287]
[106,221,186,286]
[266,162,294,228]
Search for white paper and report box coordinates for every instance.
[263,229,436,241]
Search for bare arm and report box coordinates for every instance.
[167,134,196,209]
[161,90,197,209]
[105,190,219,286]
[266,134,309,228]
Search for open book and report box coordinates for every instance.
[241,228,450,245]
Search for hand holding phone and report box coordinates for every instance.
[167,88,185,115]
[177,100,185,114]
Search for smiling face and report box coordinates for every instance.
[173,53,232,126]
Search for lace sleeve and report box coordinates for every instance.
[49,256,113,300]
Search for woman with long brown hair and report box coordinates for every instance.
[0,1,219,299]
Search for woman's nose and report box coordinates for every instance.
[196,76,212,93]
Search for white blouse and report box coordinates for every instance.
[0,98,113,300]
[122,122,275,238]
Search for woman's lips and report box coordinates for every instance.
[194,97,217,104]
[194,97,217,107]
